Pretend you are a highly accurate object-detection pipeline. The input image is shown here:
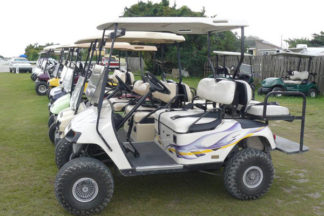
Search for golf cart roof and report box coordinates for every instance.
[104,42,133,50]
[213,51,252,57]
[273,51,317,58]
[75,31,185,44]
[43,44,62,51]
[131,45,157,52]
[97,17,247,34]
[57,43,92,49]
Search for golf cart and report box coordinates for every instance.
[31,45,60,82]
[53,31,185,150]
[55,17,309,216]
[48,40,147,143]
[258,52,319,97]
[211,51,255,98]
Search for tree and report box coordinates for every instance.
[286,31,324,48]
[123,0,240,76]
[24,43,54,61]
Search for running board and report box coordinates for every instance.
[136,164,183,172]
[275,136,309,154]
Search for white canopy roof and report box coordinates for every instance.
[97,17,247,34]
[43,44,61,51]
[274,51,317,58]
[131,45,157,52]
[213,51,252,57]
[75,31,185,44]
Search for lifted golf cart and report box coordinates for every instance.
[54,17,309,216]
[258,52,319,97]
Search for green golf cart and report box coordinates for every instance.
[258,52,319,98]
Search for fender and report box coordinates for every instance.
[67,101,132,170]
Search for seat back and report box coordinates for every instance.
[233,80,252,112]
[152,82,193,104]
[111,69,135,85]
[197,78,236,105]
[290,71,309,80]
[133,80,150,96]
[85,64,105,104]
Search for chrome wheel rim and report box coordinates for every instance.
[72,177,99,202]
[310,91,316,98]
[242,166,263,189]
[39,85,47,93]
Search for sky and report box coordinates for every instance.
[1,0,323,57]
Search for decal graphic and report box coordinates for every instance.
[167,123,265,159]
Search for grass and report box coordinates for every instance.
[0,73,323,216]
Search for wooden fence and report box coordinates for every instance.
[204,56,324,93]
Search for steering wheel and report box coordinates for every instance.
[115,75,132,92]
[145,72,170,94]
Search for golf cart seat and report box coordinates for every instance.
[155,78,236,133]
[122,81,193,142]
[110,69,135,85]
[243,80,290,117]
[283,71,309,85]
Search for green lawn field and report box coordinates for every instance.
[0,73,323,216]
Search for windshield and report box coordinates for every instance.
[239,64,252,75]
[86,65,105,105]
[62,68,74,92]
[14,58,28,62]
[70,76,85,110]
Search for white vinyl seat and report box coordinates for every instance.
[124,105,156,122]
[155,78,236,133]
[110,98,130,112]
[246,105,289,116]
[283,71,308,85]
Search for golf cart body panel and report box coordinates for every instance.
[50,94,70,114]
[68,101,133,170]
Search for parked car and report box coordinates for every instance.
[9,57,33,73]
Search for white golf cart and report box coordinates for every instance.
[55,17,308,216]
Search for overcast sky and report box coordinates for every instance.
[1,0,323,57]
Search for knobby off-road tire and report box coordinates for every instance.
[308,88,317,98]
[224,148,274,200]
[55,157,114,216]
[55,138,73,169]
[35,81,48,96]
[48,114,55,127]
[48,122,56,144]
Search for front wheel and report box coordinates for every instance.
[224,148,274,200]
[308,88,317,98]
[55,138,73,169]
[55,157,114,216]
[35,81,48,95]
[48,122,56,144]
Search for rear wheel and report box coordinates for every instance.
[55,138,73,169]
[55,157,114,216]
[224,148,274,200]
[35,81,48,95]
[272,86,284,97]
[308,88,317,98]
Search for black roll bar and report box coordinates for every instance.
[263,91,306,152]
[176,42,183,84]
[207,31,216,79]
[96,24,119,152]
[233,27,245,79]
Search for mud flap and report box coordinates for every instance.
[275,136,309,154]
